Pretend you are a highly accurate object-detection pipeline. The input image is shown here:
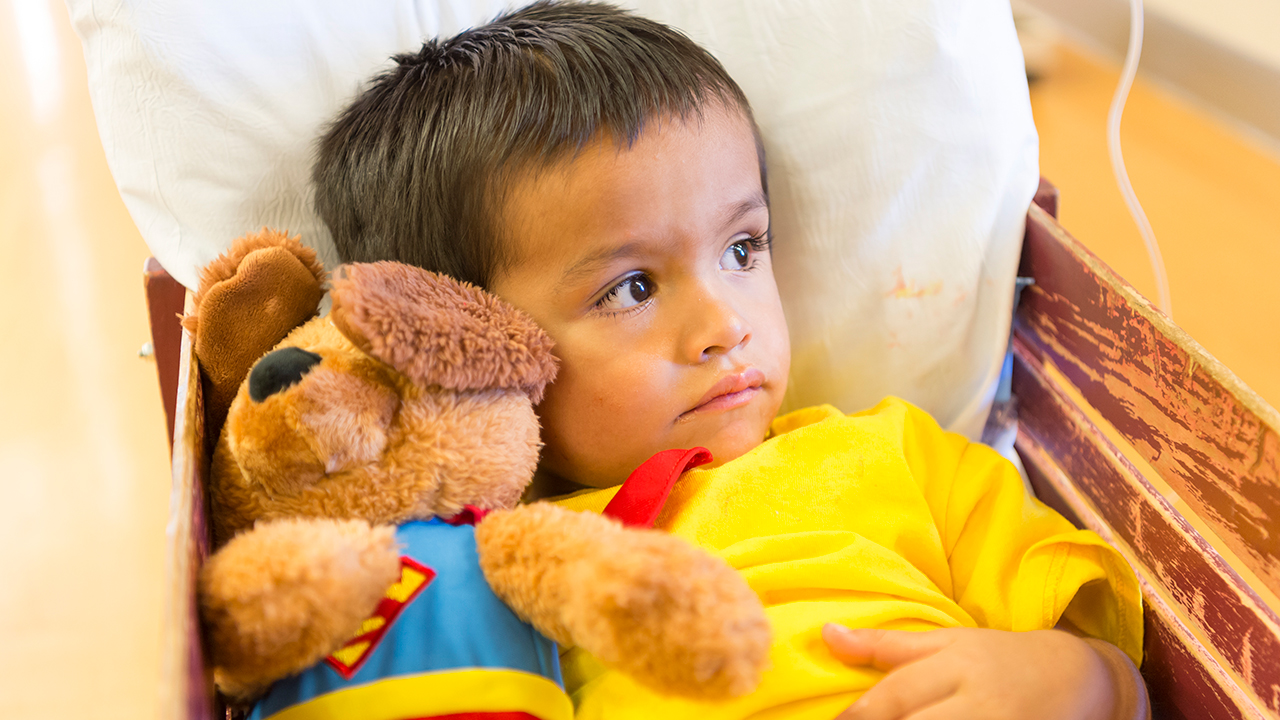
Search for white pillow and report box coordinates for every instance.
[70,0,1037,438]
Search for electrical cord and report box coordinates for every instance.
[1107,0,1173,317]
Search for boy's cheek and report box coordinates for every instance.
[535,366,673,486]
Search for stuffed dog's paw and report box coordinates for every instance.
[477,504,770,699]
[567,524,771,698]
[199,518,399,700]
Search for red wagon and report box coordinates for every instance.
[146,185,1280,719]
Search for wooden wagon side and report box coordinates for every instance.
[146,189,1280,719]
[144,275,216,720]
[1015,195,1280,720]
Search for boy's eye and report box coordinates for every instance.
[720,240,752,271]
[597,273,654,311]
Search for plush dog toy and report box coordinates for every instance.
[187,230,771,719]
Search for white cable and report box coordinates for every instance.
[1107,0,1173,317]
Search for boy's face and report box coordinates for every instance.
[491,103,790,489]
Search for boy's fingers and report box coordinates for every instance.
[822,624,956,671]
[833,655,960,720]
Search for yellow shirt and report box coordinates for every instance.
[552,397,1142,720]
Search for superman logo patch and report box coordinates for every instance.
[326,556,435,680]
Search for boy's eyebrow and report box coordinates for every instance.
[558,242,649,289]
[720,192,768,230]
[556,192,769,290]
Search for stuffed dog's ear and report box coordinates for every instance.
[184,229,326,439]
[329,262,557,402]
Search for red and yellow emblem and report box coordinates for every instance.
[326,556,435,679]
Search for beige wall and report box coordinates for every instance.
[1024,0,1280,145]
[1145,0,1280,71]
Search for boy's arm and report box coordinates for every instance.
[1064,615,1151,720]
[888,399,1143,661]
[1080,636,1151,720]
[823,399,1149,719]
[822,624,1150,720]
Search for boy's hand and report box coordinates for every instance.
[822,624,1148,720]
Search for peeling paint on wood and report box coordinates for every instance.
[1016,204,1280,599]
[1142,603,1265,720]
[1015,345,1280,716]
[1019,430,1269,720]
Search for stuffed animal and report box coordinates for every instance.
[188,230,771,719]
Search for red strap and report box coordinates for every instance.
[602,448,712,528]
[444,505,491,526]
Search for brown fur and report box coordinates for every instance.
[183,229,325,336]
[185,230,327,439]
[191,232,770,702]
[330,261,558,403]
[213,373,540,546]
[477,504,771,698]
[199,518,399,699]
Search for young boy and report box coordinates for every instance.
[313,2,1150,719]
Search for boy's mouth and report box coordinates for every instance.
[681,368,766,419]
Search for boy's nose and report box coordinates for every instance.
[682,290,752,363]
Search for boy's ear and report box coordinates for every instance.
[329,262,558,402]
[184,229,326,438]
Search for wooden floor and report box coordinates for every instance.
[0,1,170,717]
[0,3,1277,717]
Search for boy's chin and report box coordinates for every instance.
[695,419,773,469]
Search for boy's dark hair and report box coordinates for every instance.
[313,0,764,289]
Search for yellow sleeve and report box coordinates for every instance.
[890,399,1144,665]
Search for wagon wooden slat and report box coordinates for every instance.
[161,327,216,720]
[1016,203,1280,601]
[1015,346,1279,717]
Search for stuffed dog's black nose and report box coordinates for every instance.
[249,348,323,402]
